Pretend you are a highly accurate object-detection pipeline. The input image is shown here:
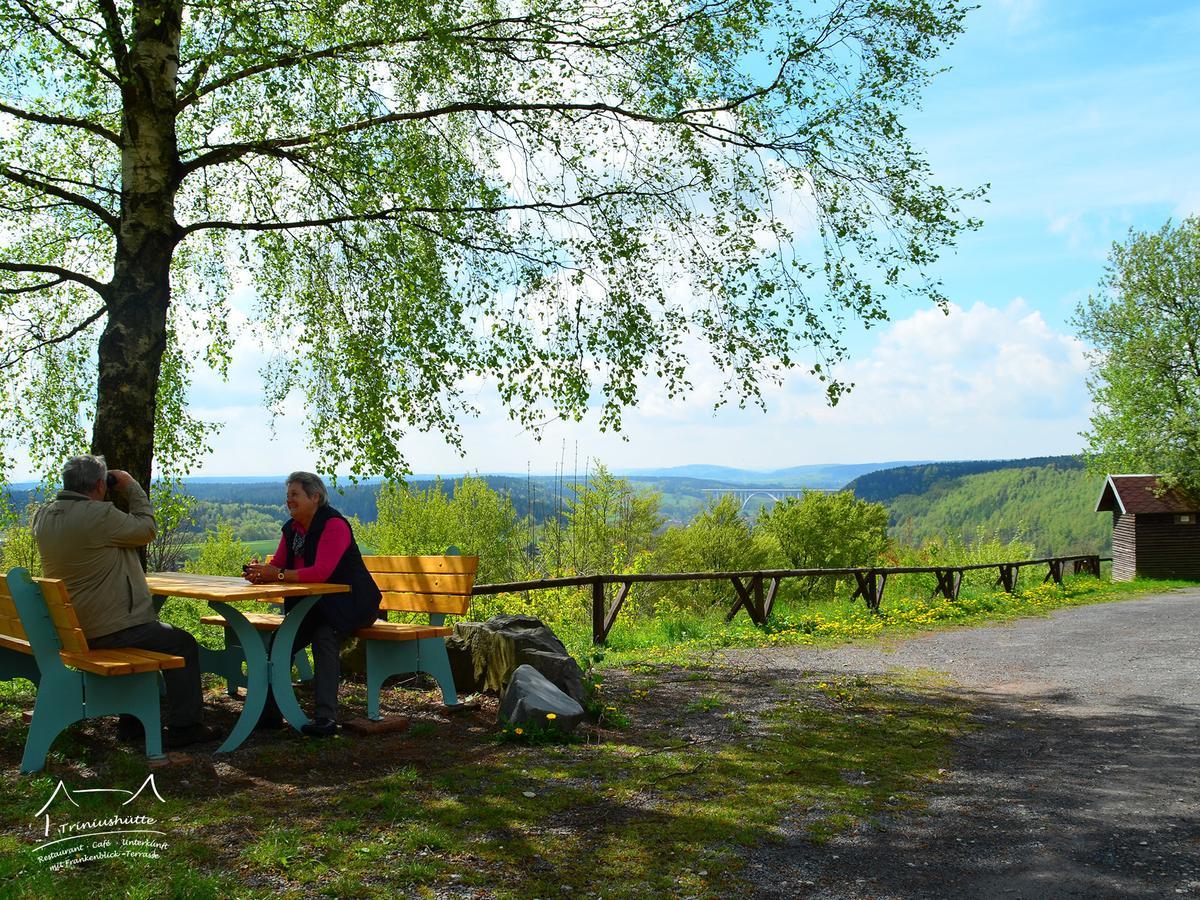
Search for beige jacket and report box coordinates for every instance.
[32,482,158,640]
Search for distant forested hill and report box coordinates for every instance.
[846,456,1085,503]
[877,463,1110,556]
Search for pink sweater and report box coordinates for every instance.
[268,517,351,582]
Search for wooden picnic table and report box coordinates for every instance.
[146,573,349,753]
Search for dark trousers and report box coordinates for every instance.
[260,612,345,722]
[291,613,342,721]
[90,621,203,728]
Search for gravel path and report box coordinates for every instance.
[726,588,1200,899]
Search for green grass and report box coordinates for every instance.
[539,572,1200,668]
[0,671,969,898]
[1,569,1194,896]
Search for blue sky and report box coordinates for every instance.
[143,1,1200,478]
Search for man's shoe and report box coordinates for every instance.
[166,723,220,749]
[300,717,338,737]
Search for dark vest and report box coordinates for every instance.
[282,505,382,635]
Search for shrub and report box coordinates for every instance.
[362,475,530,584]
[756,490,889,600]
[186,523,253,576]
[651,494,781,613]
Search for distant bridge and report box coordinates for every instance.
[702,487,834,513]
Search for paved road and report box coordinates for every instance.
[728,588,1200,899]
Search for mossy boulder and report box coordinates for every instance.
[446,614,585,702]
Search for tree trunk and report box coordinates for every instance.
[89,2,183,492]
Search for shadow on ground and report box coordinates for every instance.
[743,675,1200,900]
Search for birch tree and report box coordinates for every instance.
[0,0,981,486]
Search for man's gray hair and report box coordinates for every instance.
[286,471,329,507]
[62,454,107,494]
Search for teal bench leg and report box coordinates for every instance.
[85,671,166,759]
[363,640,419,720]
[18,670,166,773]
[418,637,460,707]
[362,635,460,720]
[20,672,84,774]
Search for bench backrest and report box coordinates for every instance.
[0,576,30,645]
[363,555,478,617]
[2,569,89,669]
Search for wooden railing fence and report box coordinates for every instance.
[470,554,1110,645]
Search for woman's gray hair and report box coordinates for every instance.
[62,454,107,494]
[286,471,329,507]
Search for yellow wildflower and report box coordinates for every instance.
[546,713,557,720]
[514,727,524,735]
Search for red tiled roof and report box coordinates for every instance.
[1095,475,1200,514]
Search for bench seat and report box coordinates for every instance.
[60,647,185,676]
[199,611,284,631]
[354,621,452,641]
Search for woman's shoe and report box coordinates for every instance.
[300,717,338,737]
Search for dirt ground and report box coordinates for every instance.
[722,586,1200,899]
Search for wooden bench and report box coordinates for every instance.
[358,554,477,719]
[199,553,478,720]
[1,568,185,772]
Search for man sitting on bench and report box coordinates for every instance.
[32,454,215,748]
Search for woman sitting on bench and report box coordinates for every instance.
[244,471,382,736]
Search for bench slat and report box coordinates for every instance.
[199,612,283,631]
[36,579,90,654]
[59,648,184,675]
[353,622,453,641]
[0,613,28,642]
[378,591,471,615]
[0,582,30,643]
[370,573,473,595]
[0,634,32,654]
[363,555,479,576]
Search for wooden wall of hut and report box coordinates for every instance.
[1111,511,1136,581]
[1132,513,1200,579]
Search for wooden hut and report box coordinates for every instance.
[1095,475,1200,581]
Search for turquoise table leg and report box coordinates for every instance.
[207,601,270,753]
[270,595,320,730]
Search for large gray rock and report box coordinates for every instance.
[445,615,585,703]
[498,665,585,733]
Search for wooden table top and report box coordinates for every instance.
[146,572,350,602]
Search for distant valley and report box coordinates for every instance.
[3,455,1112,556]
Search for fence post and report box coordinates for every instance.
[592,579,606,645]
[996,564,1017,594]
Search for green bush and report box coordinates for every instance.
[756,490,889,600]
[362,475,530,584]
[186,523,254,576]
[536,464,663,578]
[651,494,781,613]
[0,508,41,576]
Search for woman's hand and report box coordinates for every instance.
[243,562,281,584]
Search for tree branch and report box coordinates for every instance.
[92,0,130,82]
[0,101,121,145]
[0,261,109,297]
[179,180,700,237]
[0,165,119,229]
[178,36,400,109]
[0,305,106,371]
[180,100,712,177]
[13,0,120,84]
